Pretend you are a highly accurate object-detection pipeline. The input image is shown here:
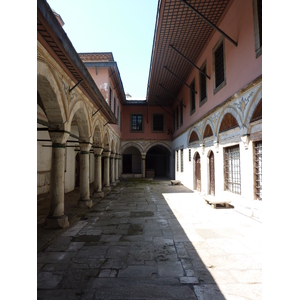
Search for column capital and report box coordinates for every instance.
[79,142,92,153]
[94,147,103,156]
[49,130,70,144]
[110,153,116,158]
[102,150,111,158]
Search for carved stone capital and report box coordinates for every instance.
[93,147,103,156]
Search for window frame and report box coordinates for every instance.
[224,145,241,195]
[180,148,184,172]
[213,37,226,94]
[199,61,207,107]
[253,140,262,200]
[190,78,196,115]
[253,0,262,58]
[180,100,183,126]
[130,113,144,133]
[151,113,165,133]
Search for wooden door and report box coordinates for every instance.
[209,151,215,196]
[195,153,201,191]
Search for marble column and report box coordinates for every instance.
[45,131,69,229]
[103,150,111,191]
[93,147,104,198]
[110,153,116,186]
[77,143,93,208]
[142,154,146,178]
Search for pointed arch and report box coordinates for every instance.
[68,100,91,141]
[216,106,243,135]
[144,142,172,155]
[121,142,144,155]
[219,113,239,133]
[244,88,262,128]
[188,127,200,145]
[91,120,103,148]
[201,118,215,140]
[37,60,66,125]
[103,129,111,151]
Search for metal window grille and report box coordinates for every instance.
[181,149,184,172]
[214,42,224,88]
[176,150,179,172]
[254,141,262,200]
[132,115,142,131]
[189,149,191,161]
[224,145,241,194]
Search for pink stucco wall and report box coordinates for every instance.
[121,104,173,141]
[86,66,122,138]
[171,0,262,139]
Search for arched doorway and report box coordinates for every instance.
[194,152,201,191]
[122,146,141,174]
[208,151,215,196]
[146,145,170,178]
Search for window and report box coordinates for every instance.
[131,114,143,132]
[189,149,191,162]
[114,97,116,114]
[117,106,119,127]
[180,149,184,172]
[224,145,241,194]
[190,79,196,115]
[152,114,164,132]
[213,38,226,94]
[199,62,207,106]
[176,105,179,129]
[176,150,179,172]
[180,101,183,126]
[254,141,262,200]
[109,87,112,108]
[253,0,262,57]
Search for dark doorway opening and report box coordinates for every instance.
[146,145,170,178]
[123,154,132,173]
[194,152,201,192]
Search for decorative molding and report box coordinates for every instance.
[241,134,250,150]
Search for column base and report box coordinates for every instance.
[44,215,69,229]
[77,199,93,208]
[111,182,116,186]
[115,180,120,183]
[93,191,104,198]
[103,186,112,191]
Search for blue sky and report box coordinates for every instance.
[47,0,158,99]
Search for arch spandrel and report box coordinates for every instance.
[216,106,243,136]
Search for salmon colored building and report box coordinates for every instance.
[37,0,262,228]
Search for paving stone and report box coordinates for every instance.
[118,265,157,278]
[37,271,63,289]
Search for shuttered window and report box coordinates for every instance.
[190,79,196,115]
[254,141,262,200]
[224,145,241,194]
[199,62,207,105]
[213,39,226,93]
[152,114,164,132]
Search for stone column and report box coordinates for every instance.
[45,131,69,229]
[141,154,146,178]
[118,155,122,179]
[77,143,93,208]
[103,150,111,191]
[115,154,119,182]
[110,153,116,186]
[93,147,104,198]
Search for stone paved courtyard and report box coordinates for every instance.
[37,179,262,299]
